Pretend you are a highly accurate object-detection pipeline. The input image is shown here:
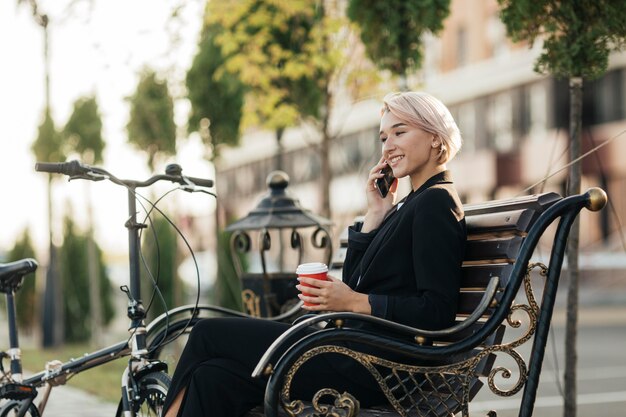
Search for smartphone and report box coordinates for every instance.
[375,164,395,198]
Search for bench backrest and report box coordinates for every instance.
[329,192,562,373]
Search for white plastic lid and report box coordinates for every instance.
[296,262,328,274]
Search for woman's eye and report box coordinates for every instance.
[396,131,405,136]
[380,137,387,143]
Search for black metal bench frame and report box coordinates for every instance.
[248,188,607,417]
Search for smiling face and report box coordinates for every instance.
[379,111,444,190]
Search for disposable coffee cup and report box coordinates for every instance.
[296,262,328,306]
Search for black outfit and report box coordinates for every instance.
[162,170,466,417]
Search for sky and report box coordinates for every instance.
[0,0,215,267]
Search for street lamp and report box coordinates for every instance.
[225,171,333,318]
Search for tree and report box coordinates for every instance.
[63,94,106,346]
[208,0,375,218]
[127,70,177,171]
[348,0,451,89]
[32,108,65,348]
[63,96,105,163]
[186,23,247,310]
[498,2,626,415]
[186,24,245,152]
[7,229,37,334]
[207,0,324,170]
[59,213,114,343]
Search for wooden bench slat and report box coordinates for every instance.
[463,192,561,216]
[460,264,513,289]
[466,208,536,236]
[457,291,502,316]
[465,236,524,263]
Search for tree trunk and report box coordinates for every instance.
[42,176,63,347]
[319,88,332,219]
[564,76,583,417]
[86,184,102,348]
[275,128,284,171]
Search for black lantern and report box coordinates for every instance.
[225,171,333,318]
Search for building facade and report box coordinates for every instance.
[216,0,626,255]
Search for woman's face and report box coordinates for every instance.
[379,111,437,186]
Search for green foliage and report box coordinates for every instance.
[140,216,180,320]
[127,70,177,170]
[348,0,451,76]
[7,229,37,332]
[207,0,325,130]
[214,228,243,311]
[186,24,245,150]
[60,215,114,343]
[498,0,626,79]
[32,108,65,162]
[63,95,105,164]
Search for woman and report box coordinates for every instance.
[162,91,466,417]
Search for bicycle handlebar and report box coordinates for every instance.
[35,160,214,189]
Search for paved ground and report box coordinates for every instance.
[28,385,117,417]
[2,278,625,416]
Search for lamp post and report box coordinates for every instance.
[225,171,333,318]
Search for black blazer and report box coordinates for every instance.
[343,170,466,331]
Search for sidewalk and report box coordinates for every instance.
[31,384,117,417]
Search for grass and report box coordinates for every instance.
[21,344,128,404]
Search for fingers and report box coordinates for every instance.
[369,157,388,177]
[297,277,334,309]
[297,277,330,288]
[327,275,341,283]
[296,284,322,296]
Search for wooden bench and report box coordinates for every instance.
[246,187,607,417]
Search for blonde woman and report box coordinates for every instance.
[162,91,466,417]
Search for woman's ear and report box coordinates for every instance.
[431,136,441,148]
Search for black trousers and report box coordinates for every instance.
[161,317,387,417]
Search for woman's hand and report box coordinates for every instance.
[362,156,398,232]
[296,275,371,314]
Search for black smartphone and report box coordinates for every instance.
[375,164,395,198]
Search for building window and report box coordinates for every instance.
[486,92,514,152]
[529,81,548,137]
[456,26,468,68]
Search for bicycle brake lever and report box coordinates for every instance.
[120,285,133,301]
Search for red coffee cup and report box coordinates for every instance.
[296,262,328,306]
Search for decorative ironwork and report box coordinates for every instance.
[241,289,261,318]
[231,231,251,277]
[311,227,330,250]
[278,262,550,417]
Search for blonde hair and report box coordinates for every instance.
[382,92,462,163]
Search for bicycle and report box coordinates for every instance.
[0,160,264,417]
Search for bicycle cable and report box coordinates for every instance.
[73,166,211,357]
[130,185,207,353]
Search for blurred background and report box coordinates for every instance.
[0,0,625,414]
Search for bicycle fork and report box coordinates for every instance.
[119,287,168,416]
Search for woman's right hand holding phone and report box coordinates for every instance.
[362,157,397,233]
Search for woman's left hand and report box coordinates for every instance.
[296,275,371,314]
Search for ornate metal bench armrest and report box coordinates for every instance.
[252,276,500,379]
[269,300,305,322]
[417,275,500,338]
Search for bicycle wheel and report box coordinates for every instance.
[115,371,170,417]
[0,400,40,417]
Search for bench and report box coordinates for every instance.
[246,187,607,417]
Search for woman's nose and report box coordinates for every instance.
[382,138,394,153]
